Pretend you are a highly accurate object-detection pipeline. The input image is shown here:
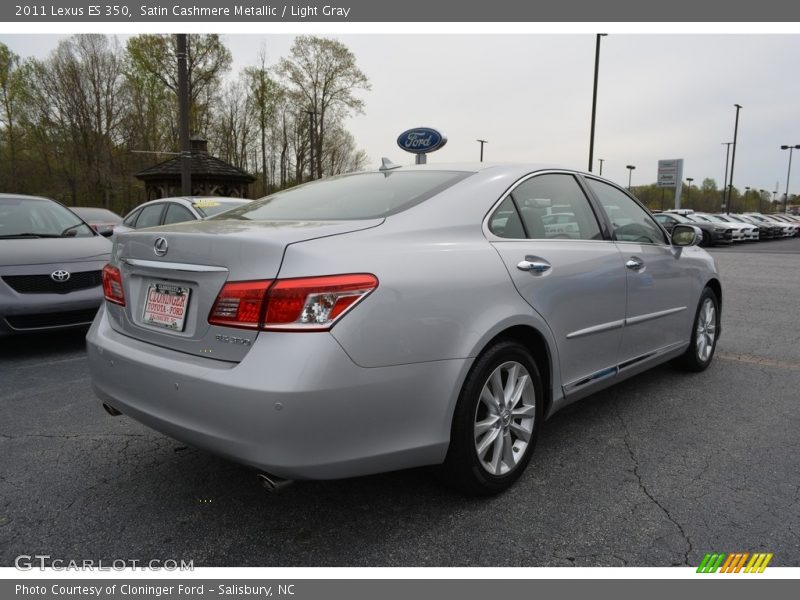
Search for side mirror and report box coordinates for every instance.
[671,224,703,247]
[100,229,114,237]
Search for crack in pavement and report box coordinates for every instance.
[614,406,693,566]
[0,433,150,440]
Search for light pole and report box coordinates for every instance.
[177,34,191,196]
[759,189,766,213]
[626,165,636,191]
[477,139,488,162]
[744,186,750,210]
[726,104,742,214]
[721,142,732,211]
[598,159,605,176]
[588,33,607,172]
[780,144,800,214]
[686,177,694,204]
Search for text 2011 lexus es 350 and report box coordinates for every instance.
[87,164,721,494]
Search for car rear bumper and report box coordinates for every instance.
[86,305,467,480]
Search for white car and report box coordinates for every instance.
[695,213,758,241]
[745,213,796,238]
[115,197,251,236]
[690,213,750,241]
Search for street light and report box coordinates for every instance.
[598,158,605,176]
[780,144,800,214]
[626,165,636,191]
[744,186,750,210]
[721,142,733,211]
[759,189,766,213]
[477,139,488,162]
[588,33,607,172]
[686,177,694,204]
[726,104,743,214]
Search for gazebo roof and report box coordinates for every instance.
[134,137,255,183]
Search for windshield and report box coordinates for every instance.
[696,214,725,223]
[217,171,472,222]
[685,215,709,223]
[0,196,95,239]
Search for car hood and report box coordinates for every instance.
[0,235,112,267]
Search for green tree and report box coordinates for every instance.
[0,43,24,190]
[126,34,232,136]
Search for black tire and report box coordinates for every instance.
[444,339,543,496]
[675,287,720,372]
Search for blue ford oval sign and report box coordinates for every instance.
[396,127,447,154]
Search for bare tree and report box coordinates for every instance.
[278,36,370,179]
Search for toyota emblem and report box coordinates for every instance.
[51,270,71,282]
[154,237,168,257]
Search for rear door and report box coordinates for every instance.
[488,172,626,394]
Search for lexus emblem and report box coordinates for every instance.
[154,237,168,257]
[50,270,71,282]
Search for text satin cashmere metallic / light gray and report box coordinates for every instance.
[87,164,721,490]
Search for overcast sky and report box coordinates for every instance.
[4,33,800,195]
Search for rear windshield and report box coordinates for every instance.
[217,171,472,221]
[194,200,249,218]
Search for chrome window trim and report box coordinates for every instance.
[482,169,609,243]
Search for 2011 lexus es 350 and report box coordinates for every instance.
[87,164,721,495]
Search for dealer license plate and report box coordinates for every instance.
[142,282,191,331]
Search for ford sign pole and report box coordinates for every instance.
[397,127,448,165]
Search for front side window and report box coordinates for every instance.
[586,179,667,245]
[501,173,602,241]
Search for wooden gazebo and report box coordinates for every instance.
[135,137,255,200]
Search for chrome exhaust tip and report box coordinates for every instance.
[102,403,122,416]
[256,472,294,494]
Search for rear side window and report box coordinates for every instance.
[123,209,140,227]
[219,171,472,221]
[500,174,602,241]
[488,197,526,239]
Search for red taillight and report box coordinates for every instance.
[208,274,378,332]
[101,264,126,306]
[264,274,379,331]
[208,280,272,329]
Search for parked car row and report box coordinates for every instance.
[0,194,248,335]
[653,209,800,246]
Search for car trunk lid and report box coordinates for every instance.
[105,218,382,362]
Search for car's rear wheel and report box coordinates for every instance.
[676,287,719,372]
[445,340,543,495]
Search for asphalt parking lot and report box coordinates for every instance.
[1,239,799,568]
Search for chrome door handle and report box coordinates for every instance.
[517,259,551,273]
[625,257,644,271]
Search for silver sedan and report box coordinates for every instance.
[87,164,721,495]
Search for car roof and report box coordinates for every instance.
[368,162,585,179]
[0,193,57,202]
